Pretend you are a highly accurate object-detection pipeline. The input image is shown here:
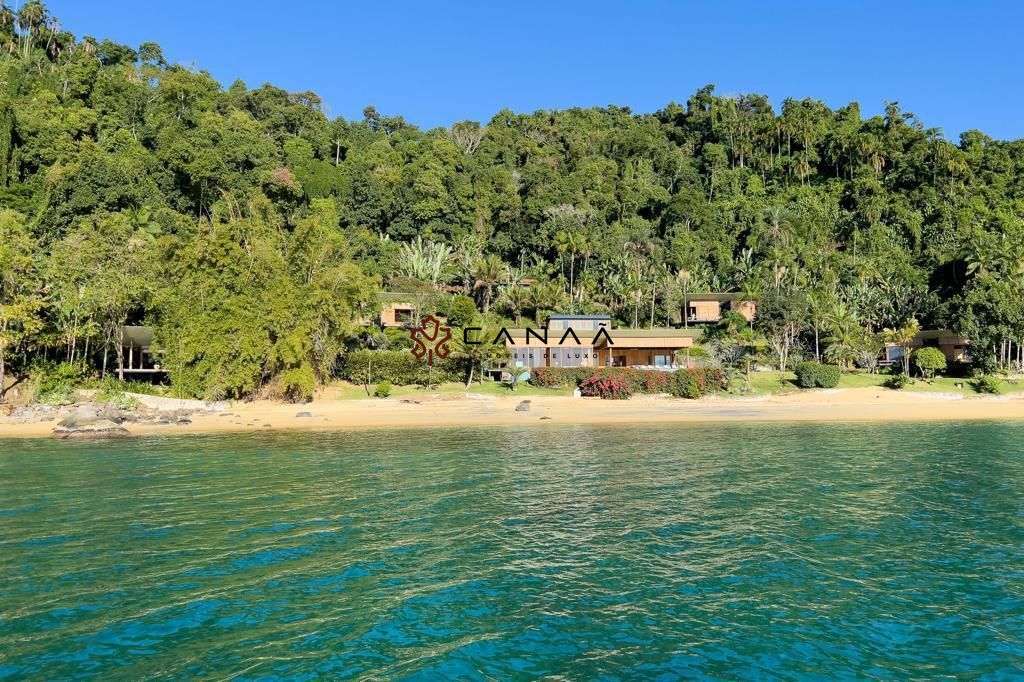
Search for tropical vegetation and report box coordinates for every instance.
[1,3,1023,402]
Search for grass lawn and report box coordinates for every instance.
[743,370,1024,397]
[321,380,574,400]
[323,371,1024,402]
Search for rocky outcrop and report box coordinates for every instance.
[0,400,206,439]
[52,418,130,440]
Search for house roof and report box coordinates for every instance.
[121,326,154,347]
[380,291,429,303]
[915,329,968,342]
[685,292,746,302]
[604,328,704,339]
[547,314,612,320]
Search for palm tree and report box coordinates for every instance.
[455,236,483,294]
[763,206,793,250]
[962,233,999,280]
[882,318,920,375]
[451,323,508,388]
[471,254,506,315]
[529,281,566,325]
[554,229,591,307]
[807,290,833,362]
[678,270,690,328]
[824,301,861,370]
[738,280,761,329]
[626,269,645,329]
[497,283,529,326]
[733,248,755,288]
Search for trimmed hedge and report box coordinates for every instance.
[532,367,726,398]
[795,362,841,388]
[340,350,459,386]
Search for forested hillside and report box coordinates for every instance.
[2,2,1023,400]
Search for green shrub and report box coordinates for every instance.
[32,361,87,405]
[373,381,392,398]
[885,372,911,390]
[104,393,140,410]
[446,295,477,328]
[89,377,162,398]
[971,374,1002,394]
[382,327,413,351]
[578,374,632,399]
[34,361,86,394]
[794,362,841,388]
[278,365,316,403]
[340,350,459,386]
[671,371,702,399]
[913,347,947,379]
[38,385,76,406]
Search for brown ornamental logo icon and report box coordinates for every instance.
[409,315,452,365]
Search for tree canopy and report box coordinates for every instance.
[2,2,1024,398]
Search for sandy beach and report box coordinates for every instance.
[3,387,1024,439]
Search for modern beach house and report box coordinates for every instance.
[503,314,702,370]
[884,329,970,365]
[113,326,165,378]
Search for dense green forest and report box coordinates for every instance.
[1,2,1024,400]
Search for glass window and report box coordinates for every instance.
[513,349,547,368]
[560,346,593,367]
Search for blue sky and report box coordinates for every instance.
[48,0,1024,140]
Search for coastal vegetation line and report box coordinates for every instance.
[2,2,1024,408]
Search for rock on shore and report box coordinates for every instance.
[52,418,130,440]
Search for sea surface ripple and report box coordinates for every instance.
[0,422,1022,679]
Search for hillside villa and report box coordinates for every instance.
[377,292,426,328]
[684,293,757,324]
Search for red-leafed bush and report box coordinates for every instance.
[579,374,633,399]
[531,366,726,397]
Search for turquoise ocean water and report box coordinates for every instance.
[0,422,1022,679]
